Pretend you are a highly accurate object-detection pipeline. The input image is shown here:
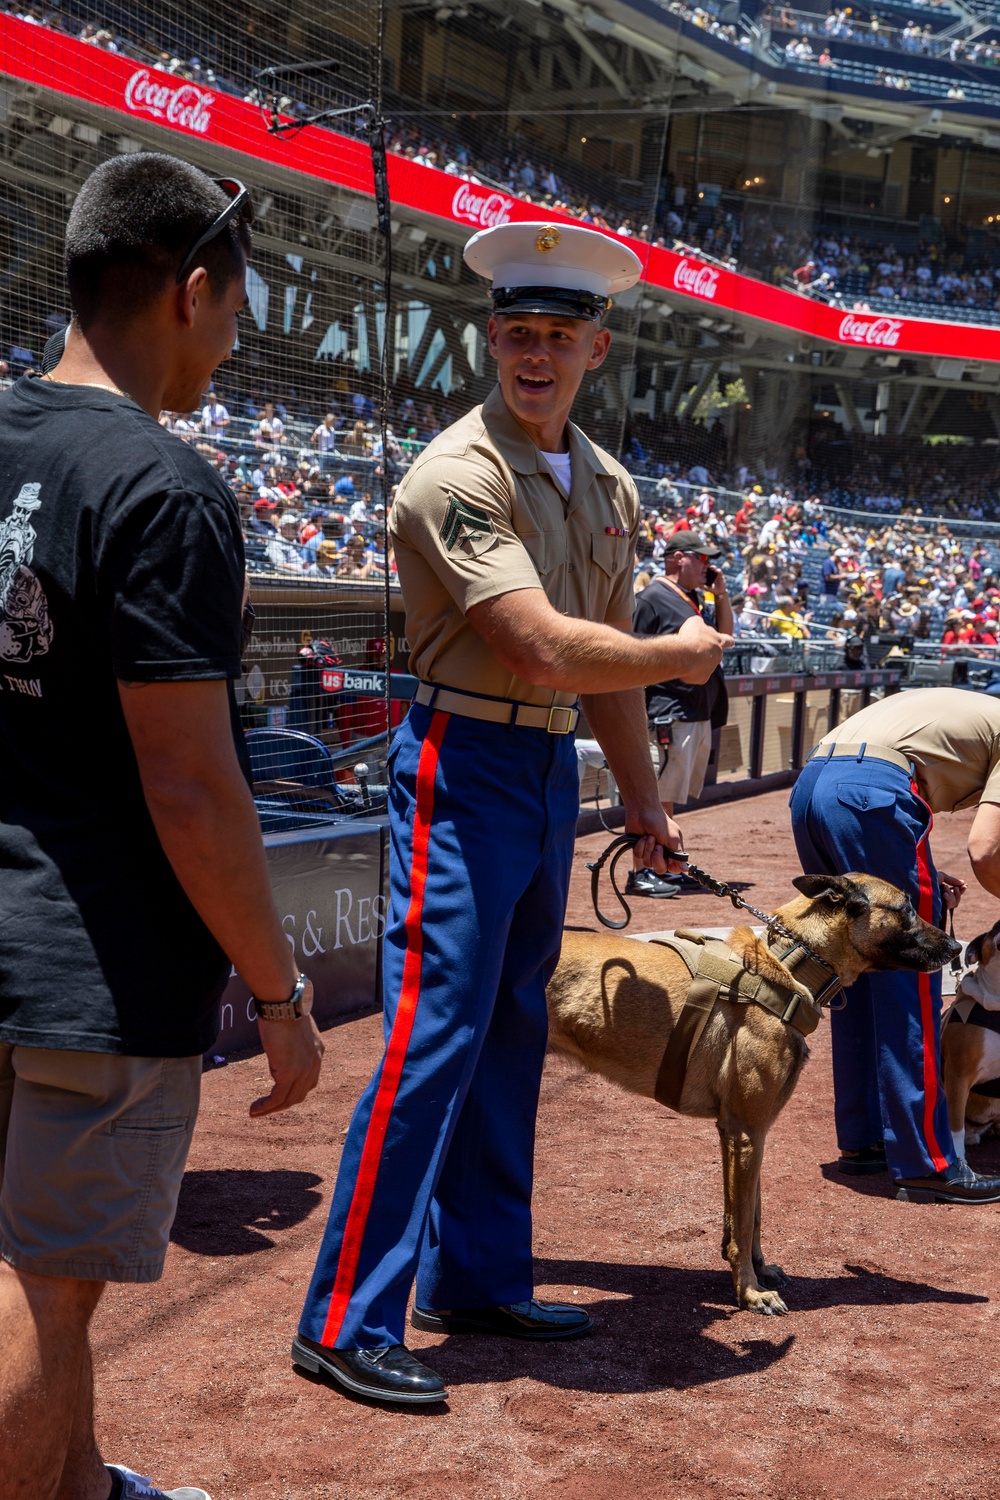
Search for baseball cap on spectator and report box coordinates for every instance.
[745,583,765,596]
[843,609,858,622]
[334,476,355,496]
[317,540,338,560]
[279,511,299,528]
[308,508,328,522]
[254,497,277,512]
[752,485,763,494]
[663,532,721,557]
[685,506,698,517]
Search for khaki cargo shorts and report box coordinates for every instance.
[0,1045,201,1283]
[653,719,713,806]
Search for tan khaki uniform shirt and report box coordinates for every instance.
[389,385,640,708]
[819,687,1000,812]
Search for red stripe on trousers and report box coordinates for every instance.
[320,710,450,1347]
[912,781,948,1173]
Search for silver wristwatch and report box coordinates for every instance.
[252,973,313,1022]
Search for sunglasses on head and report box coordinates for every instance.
[176,177,255,283]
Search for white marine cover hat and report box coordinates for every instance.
[463,220,643,320]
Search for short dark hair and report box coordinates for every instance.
[65,152,252,328]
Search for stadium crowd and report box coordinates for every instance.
[6,0,1000,327]
[631,484,1000,661]
[765,4,1000,71]
[157,379,1000,663]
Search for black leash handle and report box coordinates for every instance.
[587,834,640,930]
[587,834,693,931]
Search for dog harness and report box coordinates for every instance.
[650,929,842,1111]
[945,999,1000,1099]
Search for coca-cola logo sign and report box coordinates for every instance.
[451,183,514,229]
[671,256,719,300]
[838,314,903,348]
[124,69,213,135]
[673,257,720,301]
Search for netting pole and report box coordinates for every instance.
[369,0,394,743]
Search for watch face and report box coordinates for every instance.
[297,982,314,1017]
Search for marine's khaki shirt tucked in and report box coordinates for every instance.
[819,687,1000,812]
[389,386,640,708]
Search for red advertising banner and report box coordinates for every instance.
[3,12,998,363]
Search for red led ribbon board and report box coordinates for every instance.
[4,12,998,362]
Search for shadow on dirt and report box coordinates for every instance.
[416,1255,986,1394]
[171,1168,323,1255]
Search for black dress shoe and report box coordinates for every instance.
[411,1298,593,1340]
[624,869,679,899]
[291,1334,447,1404]
[895,1159,1000,1204]
[838,1141,887,1176]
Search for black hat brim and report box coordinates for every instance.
[491,285,610,321]
[664,538,722,557]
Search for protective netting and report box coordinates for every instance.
[4,0,1000,799]
[0,0,395,822]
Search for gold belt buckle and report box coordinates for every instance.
[546,705,576,735]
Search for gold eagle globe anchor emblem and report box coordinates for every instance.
[535,225,562,253]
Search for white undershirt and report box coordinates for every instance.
[541,449,572,498]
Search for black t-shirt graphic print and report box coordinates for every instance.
[0,376,248,1056]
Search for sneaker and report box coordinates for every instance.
[624,868,680,899]
[107,1465,211,1500]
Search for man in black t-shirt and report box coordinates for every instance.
[0,154,323,1500]
[628,532,733,898]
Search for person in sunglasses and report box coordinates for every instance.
[0,152,323,1500]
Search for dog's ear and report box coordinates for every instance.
[964,930,992,969]
[792,874,871,917]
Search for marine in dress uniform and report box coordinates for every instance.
[789,688,1000,1202]
[292,223,729,1404]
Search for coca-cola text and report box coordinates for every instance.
[451,182,514,229]
[838,314,903,348]
[673,257,721,301]
[124,69,213,135]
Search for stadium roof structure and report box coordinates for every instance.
[527,0,1000,139]
[4,8,1000,368]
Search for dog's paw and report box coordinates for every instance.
[742,1288,789,1316]
[754,1262,789,1290]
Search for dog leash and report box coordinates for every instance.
[588,832,790,935]
[946,907,962,975]
[587,832,844,1005]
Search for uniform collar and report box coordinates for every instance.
[482,385,615,511]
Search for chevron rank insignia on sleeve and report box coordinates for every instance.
[440,494,497,556]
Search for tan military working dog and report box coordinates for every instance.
[547,873,959,1316]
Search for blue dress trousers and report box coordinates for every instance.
[789,748,953,1181]
[298,701,579,1350]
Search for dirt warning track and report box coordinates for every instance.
[93,791,1000,1500]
